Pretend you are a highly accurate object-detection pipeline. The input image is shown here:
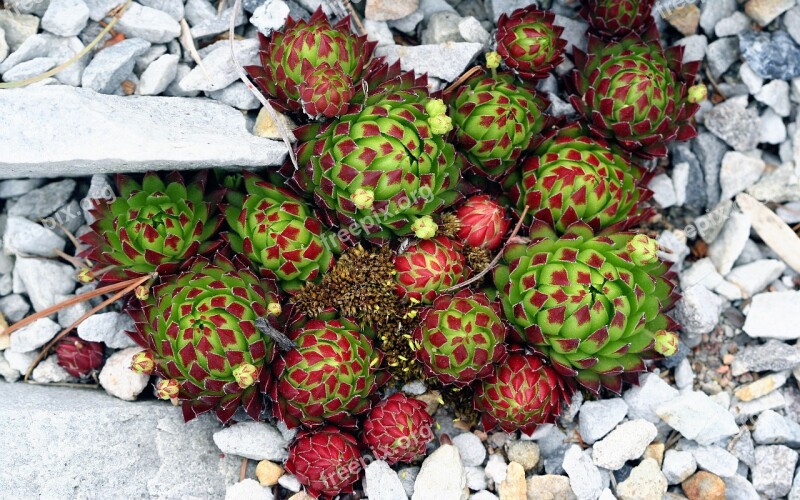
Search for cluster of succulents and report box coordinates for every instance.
[55,3,706,498]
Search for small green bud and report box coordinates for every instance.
[429,114,453,135]
[654,330,679,357]
[267,302,282,316]
[485,51,502,69]
[425,98,447,118]
[233,363,258,389]
[626,234,659,266]
[411,216,438,239]
[77,268,94,283]
[350,188,375,210]
[687,84,707,104]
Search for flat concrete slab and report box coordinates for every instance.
[0,382,240,498]
[0,86,287,178]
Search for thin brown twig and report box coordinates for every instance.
[2,275,148,338]
[443,66,482,95]
[442,205,529,292]
[23,273,155,380]
[25,380,101,389]
[341,0,365,35]
[239,458,248,481]
[180,19,210,81]
[704,65,726,101]
[54,249,89,270]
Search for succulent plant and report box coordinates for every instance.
[246,8,375,118]
[286,426,363,499]
[79,172,222,283]
[453,194,511,250]
[55,336,104,378]
[473,350,573,435]
[362,393,434,465]
[449,71,552,180]
[394,236,467,304]
[493,223,680,394]
[506,121,652,234]
[270,316,389,429]
[290,72,461,243]
[126,253,281,423]
[579,0,656,39]
[569,27,704,159]
[413,289,508,386]
[223,172,338,294]
[495,6,567,80]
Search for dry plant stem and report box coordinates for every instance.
[180,19,210,80]
[229,0,299,170]
[218,0,228,15]
[442,205,529,292]
[26,380,101,389]
[54,249,90,270]
[0,0,133,89]
[239,458,248,480]
[23,273,155,380]
[704,66,725,101]
[341,0,365,35]
[2,275,150,338]
[444,66,482,94]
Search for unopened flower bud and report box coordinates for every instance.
[429,114,453,135]
[654,330,679,357]
[267,302,282,316]
[425,98,447,117]
[350,188,375,210]
[411,216,438,239]
[485,51,502,69]
[233,363,258,389]
[130,350,155,374]
[687,84,707,104]
[156,379,180,400]
[626,234,659,266]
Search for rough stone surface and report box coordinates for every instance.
[0,10,40,51]
[453,433,486,467]
[375,42,482,82]
[82,38,152,94]
[14,256,76,312]
[745,0,795,26]
[563,445,604,500]
[592,420,657,471]
[213,422,289,462]
[691,445,739,478]
[662,449,697,485]
[225,479,273,500]
[41,0,89,37]
[365,0,419,21]
[9,317,60,353]
[525,474,576,500]
[682,471,726,500]
[616,458,667,500]
[364,460,408,500]
[98,347,150,401]
[752,445,799,498]
[116,2,181,43]
[8,179,75,219]
[578,398,628,444]
[656,391,739,445]
[177,39,259,92]
[739,30,800,80]
[505,441,540,471]
[743,291,800,340]
[0,382,241,497]
[137,53,178,96]
[3,215,66,257]
[77,312,137,349]
[720,152,765,201]
[412,444,468,500]
[623,373,679,424]
[708,210,752,275]
[732,340,800,375]
[726,260,786,298]
[704,96,760,151]
[0,86,286,177]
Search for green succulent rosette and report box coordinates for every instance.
[493,222,680,394]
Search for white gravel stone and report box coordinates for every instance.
[673,285,724,340]
[578,398,628,445]
[398,467,419,497]
[484,454,506,484]
[225,479,273,500]
[137,53,178,95]
[705,95,761,151]
[0,294,30,322]
[592,420,657,471]
[365,460,408,500]
[140,0,183,21]
[458,16,489,46]
[41,0,89,36]
[190,5,246,38]
[735,372,789,402]
[99,347,149,401]
[656,391,740,445]
[412,444,468,500]
[759,108,788,145]
[208,82,260,110]
[740,63,764,94]
[2,56,57,82]
[31,354,72,383]
[15,256,75,312]
[0,86,286,177]
[623,373,680,424]
[674,358,695,390]
[724,474,761,500]
[0,351,21,382]
[82,38,151,94]
[4,349,37,374]
[10,317,60,353]
[375,42,482,82]
[726,259,786,298]
[563,445,604,500]
[77,312,137,349]
[691,445,739,477]
[178,38,259,92]
[731,391,787,424]
[278,474,301,492]
[363,19,394,47]
[250,0,290,34]
[720,152,766,201]
[676,34,707,63]
[213,422,289,461]
[752,445,799,498]
[464,466,487,491]
[0,27,8,64]
[469,492,498,500]
[756,79,792,117]
[715,11,750,37]
[753,409,800,445]
[744,291,800,340]
[453,433,486,467]
[706,36,739,78]
[648,174,678,208]
[616,458,667,500]
[708,210,752,274]
[3,215,65,257]
[0,11,39,52]
[662,449,697,485]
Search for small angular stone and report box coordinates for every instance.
[752,445,798,498]
[592,420,657,471]
[656,391,739,445]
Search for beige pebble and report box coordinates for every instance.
[255,460,284,487]
[644,442,665,467]
[499,462,527,500]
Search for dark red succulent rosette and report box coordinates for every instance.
[454,194,511,250]
[55,335,105,378]
[496,6,567,80]
[568,26,702,159]
[362,393,434,465]
[579,0,656,39]
[286,426,364,499]
[473,348,574,435]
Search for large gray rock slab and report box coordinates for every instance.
[0,382,240,498]
[0,86,287,178]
